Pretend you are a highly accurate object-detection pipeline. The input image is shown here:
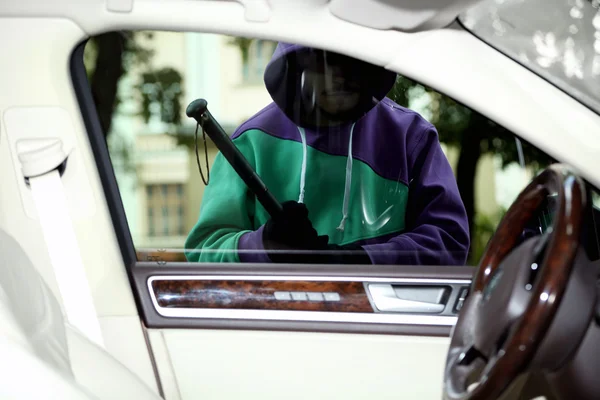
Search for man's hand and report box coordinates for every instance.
[263,201,328,263]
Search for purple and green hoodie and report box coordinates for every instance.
[185,44,470,265]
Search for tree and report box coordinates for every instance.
[390,76,555,262]
[137,67,184,127]
[85,32,157,137]
[84,31,184,139]
[84,31,186,187]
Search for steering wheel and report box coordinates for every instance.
[443,164,587,400]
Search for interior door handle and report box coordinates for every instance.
[368,284,446,313]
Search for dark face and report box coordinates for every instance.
[302,65,361,115]
[300,52,364,118]
[263,45,398,130]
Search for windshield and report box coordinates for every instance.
[460,0,600,115]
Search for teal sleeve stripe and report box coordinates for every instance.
[237,129,409,246]
[184,141,257,262]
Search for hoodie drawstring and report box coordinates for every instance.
[297,127,308,204]
[336,123,355,231]
[296,123,355,232]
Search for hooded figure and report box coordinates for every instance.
[185,43,470,265]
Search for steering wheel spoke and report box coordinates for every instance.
[444,165,586,400]
[446,344,488,399]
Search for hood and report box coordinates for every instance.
[263,43,397,129]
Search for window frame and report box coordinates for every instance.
[71,41,138,269]
[72,34,559,269]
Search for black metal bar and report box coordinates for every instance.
[186,99,283,217]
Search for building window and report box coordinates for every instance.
[146,183,186,237]
[243,40,276,84]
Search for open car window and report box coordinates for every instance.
[83,31,555,267]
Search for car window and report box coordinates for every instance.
[83,30,554,266]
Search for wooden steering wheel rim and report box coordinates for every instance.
[444,164,586,400]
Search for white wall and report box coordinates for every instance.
[218,35,273,126]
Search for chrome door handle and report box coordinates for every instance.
[368,284,446,313]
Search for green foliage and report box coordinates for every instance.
[85,30,179,135]
[389,76,555,169]
[83,40,98,80]
[137,67,184,127]
[387,75,413,108]
[84,30,185,189]
[469,208,506,265]
[122,31,155,69]
[227,37,254,63]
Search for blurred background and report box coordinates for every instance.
[84,31,553,265]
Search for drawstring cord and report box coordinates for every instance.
[336,123,355,232]
[297,126,308,204]
[194,122,210,185]
[296,124,355,232]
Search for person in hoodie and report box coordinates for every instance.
[184,43,470,265]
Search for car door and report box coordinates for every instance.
[70,28,478,398]
[68,20,565,398]
[134,266,472,400]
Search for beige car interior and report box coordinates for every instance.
[0,229,160,400]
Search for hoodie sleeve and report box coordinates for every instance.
[362,126,470,266]
[184,133,270,263]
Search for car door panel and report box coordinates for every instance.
[151,328,452,400]
[133,264,473,334]
[132,264,473,399]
